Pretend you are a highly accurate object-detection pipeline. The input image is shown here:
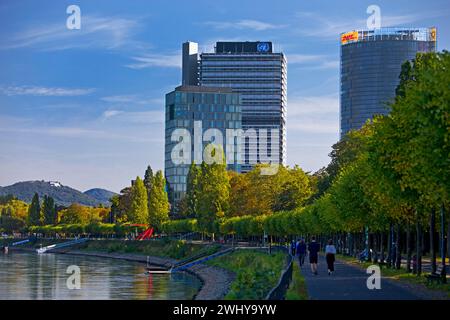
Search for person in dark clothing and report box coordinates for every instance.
[308,236,320,275]
[325,239,337,275]
[296,239,307,267]
[290,240,296,256]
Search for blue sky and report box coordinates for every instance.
[0,0,449,192]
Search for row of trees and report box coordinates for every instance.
[110,166,170,230]
[0,195,28,233]
[1,194,60,232]
[301,51,449,274]
[27,194,58,226]
[161,51,449,276]
[0,194,113,233]
[175,157,313,238]
[28,223,145,238]
[1,166,171,234]
[27,194,111,226]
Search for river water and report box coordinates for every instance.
[0,251,201,300]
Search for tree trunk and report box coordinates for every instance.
[387,223,393,267]
[406,222,412,273]
[348,233,352,256]
[373,233,378,263]
[366,228,371,262]
[430,208,437,274]
[416,216,422,276]
[269,235,272,254]
[395,224,401,269]
[440,204,446,283]
[447,211,450,261]
[380,232,385,263]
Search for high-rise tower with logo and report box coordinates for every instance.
[340,27,437,138]
[185,41,287,172]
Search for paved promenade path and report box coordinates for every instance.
[300,255,422,300]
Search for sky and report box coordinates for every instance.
[0,0,449,193]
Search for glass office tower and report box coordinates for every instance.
[164,85,242,204]
[340,27,437,138]
[199,41,287,172]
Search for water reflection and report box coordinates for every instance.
[0,251,201,300]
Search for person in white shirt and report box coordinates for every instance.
[325,239,337,275]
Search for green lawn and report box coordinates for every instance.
[78,239,219,260]
[206,249,286,300]
[285,260,308,300]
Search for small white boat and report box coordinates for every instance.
[37,244,56,254]
[37,248,47,254]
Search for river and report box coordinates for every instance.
[0,251,202,300]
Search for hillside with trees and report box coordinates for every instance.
[0,181,116,206]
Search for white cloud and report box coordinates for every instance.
[0,125,105,138]
[101,110,164,124]
[101,94,164,105]
[287,95,339,133]
[286,54,339,70]
[0,15,142,51]
[288,96,339,115]
[287,54,325,64]
[0,122,161,143]
[0,85,95,96]
[319,60,339,69]
[204,19,285,31]
[102,110,124,118]
[289,121,339,134]
[293,59,340,70]
[125,53,181,69]
[101,95,142,103]
[285,95,340,171]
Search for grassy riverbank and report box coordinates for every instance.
[206,249,285,300]
[4,238,220,260]
[76,239,220,260]
[285,261,308,300]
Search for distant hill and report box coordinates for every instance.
[0,181,116,207]
[84,188,116,205]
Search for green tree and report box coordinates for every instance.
[185,162,201,217]
[197,156,230,236]
[109,195,121,223]
[228,165,275,217]
[370,51,450,272]
[144,165,154,214]
[0,206,26,233]
[128,176,149,224]
[27,193,41,226]
[272,165,312,211]
[148,171,170,231]
[110,186,133,223]
[59,203,90,224]
[144,165,154,191]
[42,195,57,225]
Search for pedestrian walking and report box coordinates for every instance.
[296,238,307,267]
[325,239,336,275]
[290,240,296,256]
[308,236,320,275]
